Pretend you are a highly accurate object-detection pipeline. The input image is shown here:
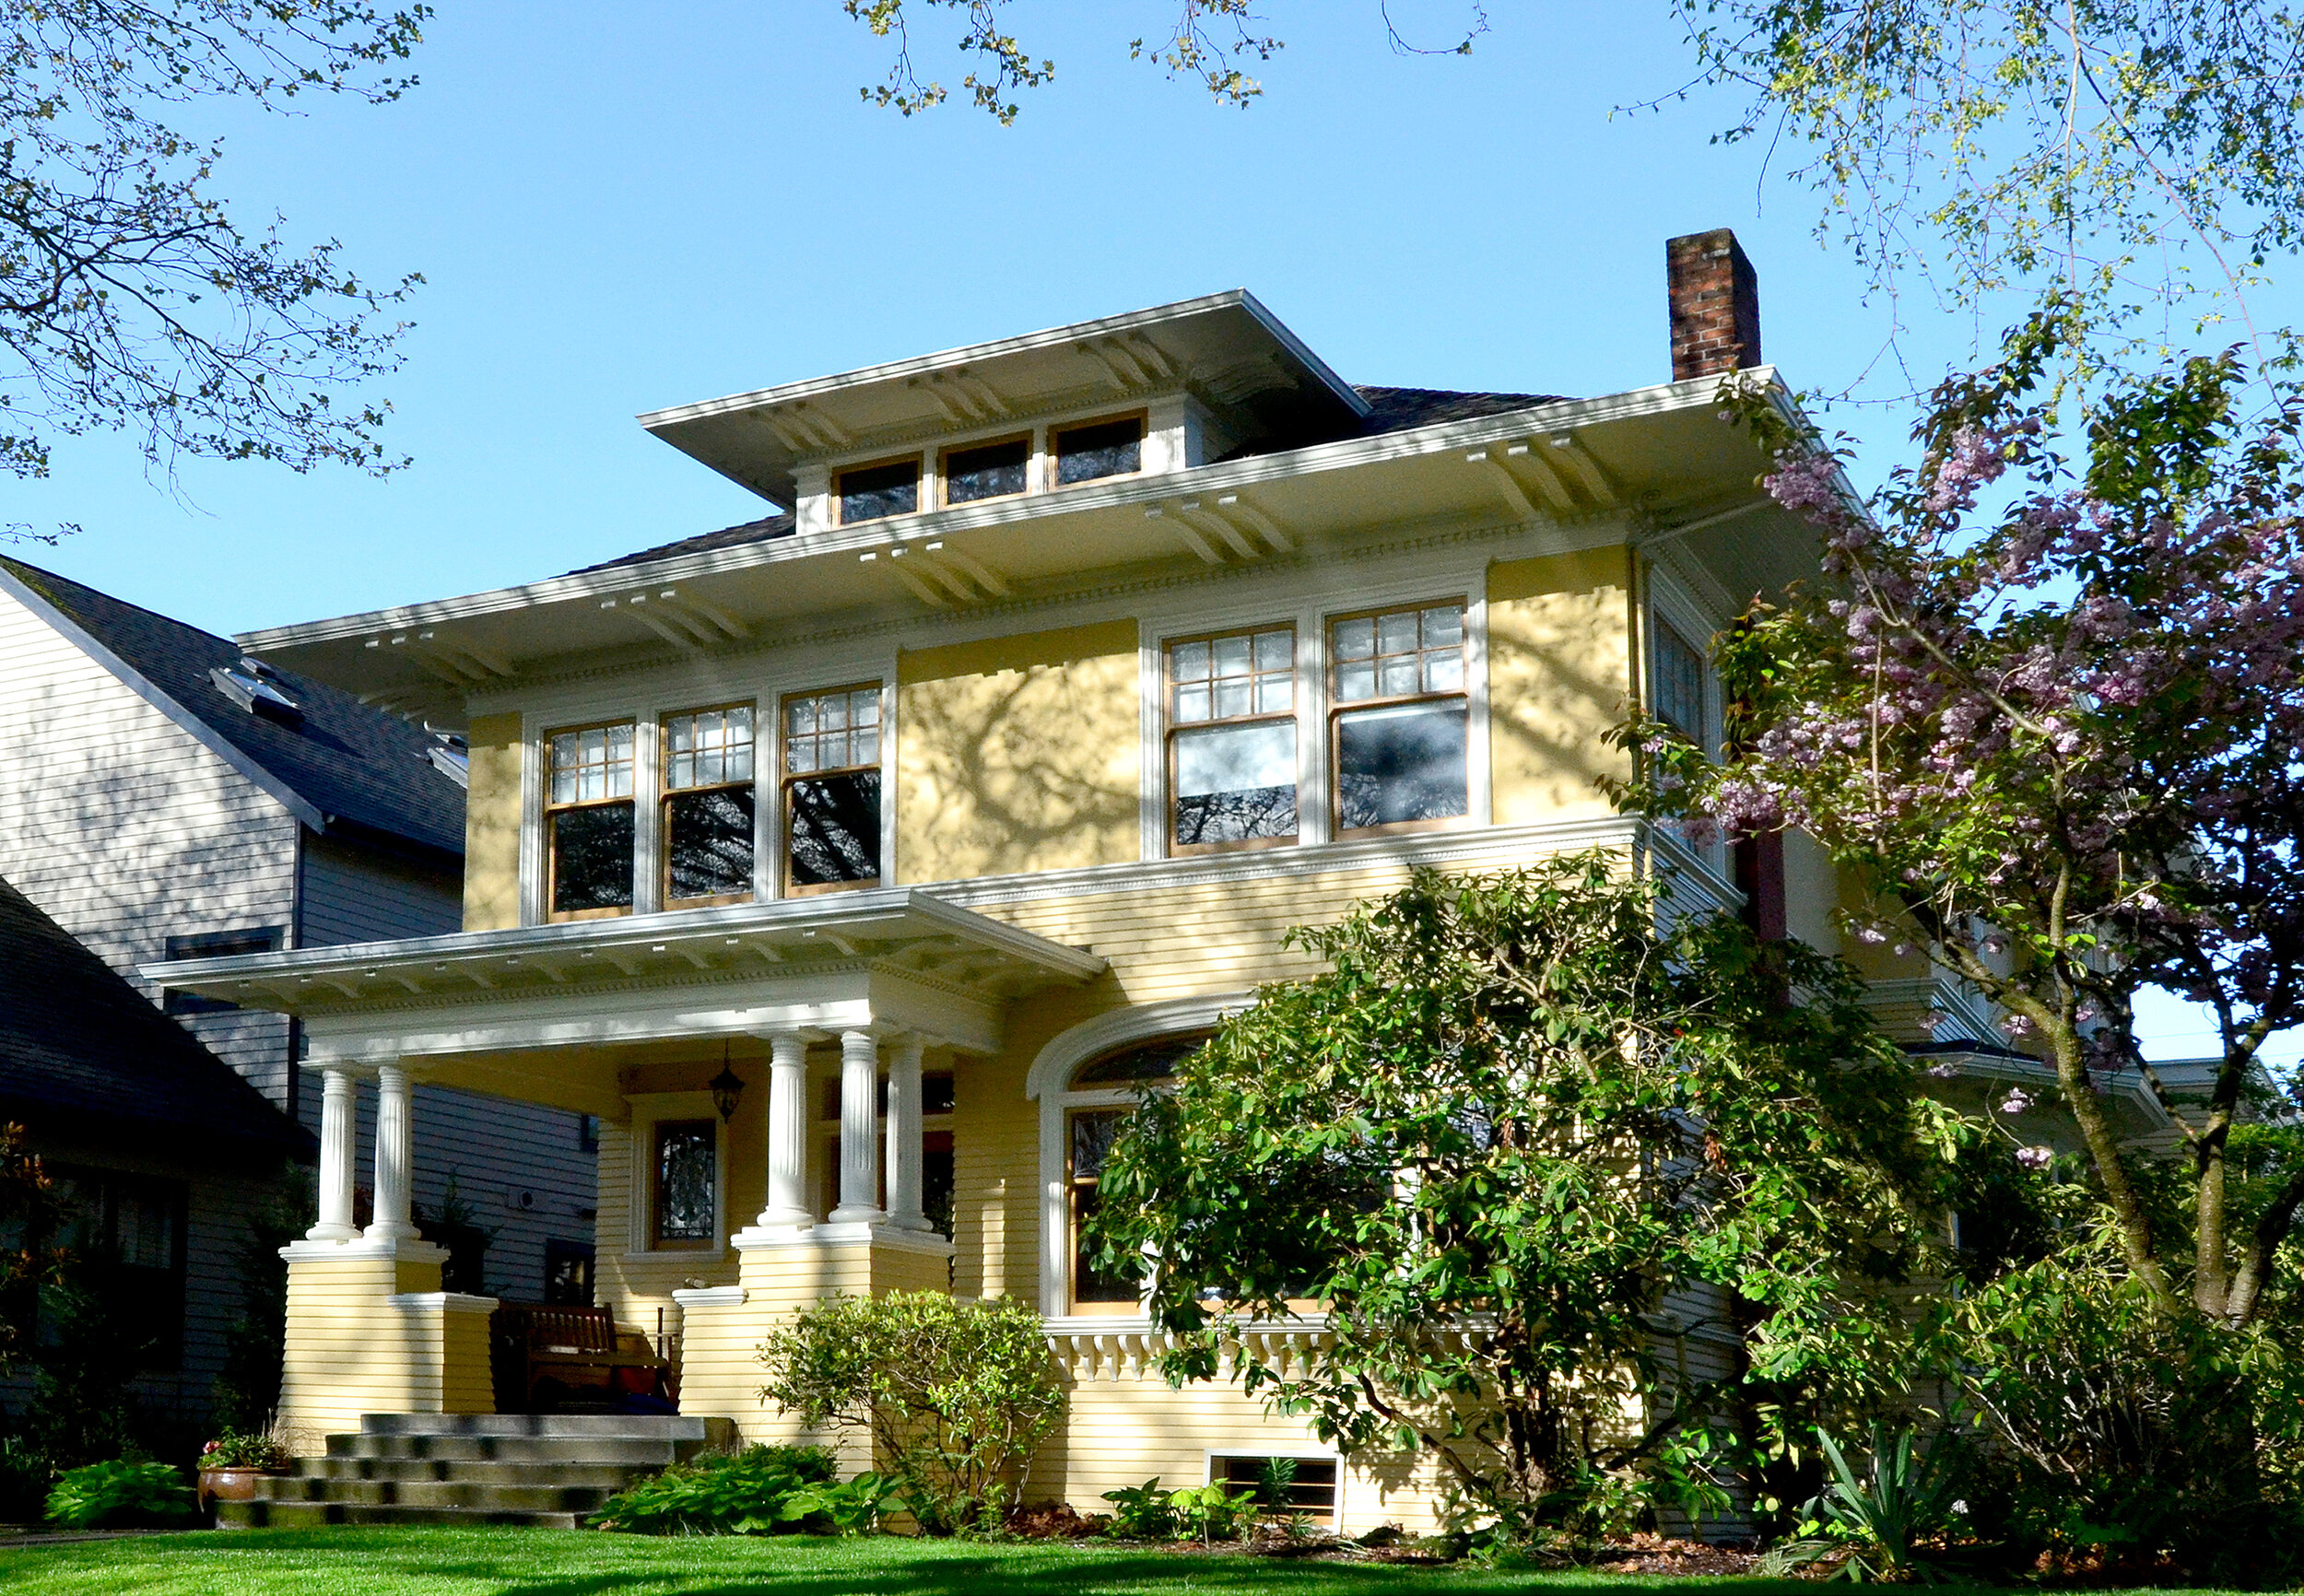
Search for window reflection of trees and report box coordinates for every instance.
[1174,783,1298,845]
[1336,699,1467,830]
[787,770,880,886]
[666,787,753,899]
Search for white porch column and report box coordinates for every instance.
[365,1062,420,1242]
[306,1067,360,1242]
[758,1032,815,1228]
[829,1029,884,1224]
[885,1036,931,1232]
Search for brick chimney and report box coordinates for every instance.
[1666,229,1761,381]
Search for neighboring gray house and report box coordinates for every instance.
[0,870,310,1420]
[0,557,595,1317]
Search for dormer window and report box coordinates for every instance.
[838,457,921,525]
[943,437,1030,505]
[209,657,300,721]
[1052,416,1144,486]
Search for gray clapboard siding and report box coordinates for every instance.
[296,830,595,1303]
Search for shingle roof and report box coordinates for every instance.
[578,386,1569,575]
[0,873,312,1161]
[570,511,796,575]
[0,557,464,856]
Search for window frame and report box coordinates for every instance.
[1063,1103,1145,1316]
[1206,1451,1343,1529]
[544,718,639,922]
[1049,410,1148,490]
[834,452,924,527]
[938,431,1034,510]
[659,700,758,910]
[1162,622,1301,857]
[1325,599,1473,840]
[778,680,887,898]
[1644,570,1724,758]
[622,1092,724,1258]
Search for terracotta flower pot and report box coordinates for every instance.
[198,1467,280,1508]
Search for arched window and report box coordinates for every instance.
[1029,999,1247,1320]
[1069,1033,1207,1088]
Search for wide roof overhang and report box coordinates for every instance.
[636,289,1368,506]
[236,373,1822,727]
[139,889,1107,1096]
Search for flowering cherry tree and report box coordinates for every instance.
[1628,321,2304,1329]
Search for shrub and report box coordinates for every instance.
[592,1444,872,1534]
[44,1460,194,1529]
[1099,1477,1176,1539]
[758,1292,1064,1535]
[199,1430,289,1472]
[1945,1253,2304,1582]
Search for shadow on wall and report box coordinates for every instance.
[898,622,1142,884]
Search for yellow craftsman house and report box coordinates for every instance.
[149,230,1941,1531]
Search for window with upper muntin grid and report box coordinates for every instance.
[1330,603,1469,835]
[1652,617,1709,745]
[664,705,755,907]
[1166,626,1298,852]
[783,686,882,892]
[547,722,636,918]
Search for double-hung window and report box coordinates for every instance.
[1167,627,1298,851]
[1331,603,1469,835]
[782,685,882,892]
[1652,616,1710,745]
[663,705,755,907]
[547,722,636,918]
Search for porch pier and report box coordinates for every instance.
[275,1060,498,1441]
[676,1027,956,1450]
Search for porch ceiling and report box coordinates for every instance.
[138,887,1105,1039]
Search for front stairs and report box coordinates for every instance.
[217,1413,735,1529]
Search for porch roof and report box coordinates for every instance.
[138,887,1104,1023]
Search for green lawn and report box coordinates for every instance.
[0,1528,1816,1596]
[0,1528,2273,1596]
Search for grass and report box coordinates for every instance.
[0,1528,2274,1596]
[0,1527,1791,1596]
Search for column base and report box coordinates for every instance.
[276,1236,485,1443]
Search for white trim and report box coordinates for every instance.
[731,1221,957,1258]
[671,1285,746,1309]
[1205,1448,1344,1531]
[1029,994,1252,1318]
[388,1291,500,1314]
[0,564,327,832]
[624,1091,728,1261]
[278,1236,448,1264]
[237,373,1782,651]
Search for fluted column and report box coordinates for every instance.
[885,1036,931,1232]
[306,1067,360,1241]
[829,1029,884,1224]
[365,1062,419,1242]
[758,1032,815,1228]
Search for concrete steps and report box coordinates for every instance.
[217,1413,735,1531]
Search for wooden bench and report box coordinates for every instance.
[491,1303,669,1411]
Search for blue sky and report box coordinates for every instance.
[6,3,2286,1064]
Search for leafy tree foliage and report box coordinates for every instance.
[1088,855,1967,1536]
[1670,2,2304,375]
[1627,326,2304,1329]
[2,0,427,531]
[837,1,1486,123]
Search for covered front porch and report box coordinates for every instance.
[144,888,1107,1443]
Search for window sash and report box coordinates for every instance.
[1166,627,1298,853]
[652,1120,716,1248]
[664,705,754,792]
[943,436,1031,505]
[1067,1109,1140,1306]
[1052,416,1145,486]
[547,722,635,807]
[837,457,922,524]
[1653,618,1708,741]
[782,686,883,892]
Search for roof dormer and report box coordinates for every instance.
[635,290,1369,530]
